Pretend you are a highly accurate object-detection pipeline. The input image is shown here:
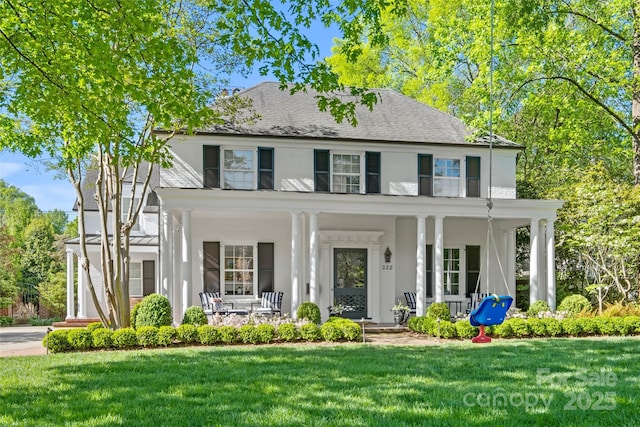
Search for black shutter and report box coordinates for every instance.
[258,243,274,295]
[258,147,274,190]
[466,245,481,298]
[418,154,433,196]
[314,149,330,192]
[466,156,481,197]
[142,260,155,296]
[203,242,220,294]
[366,151,381,194]
[203,145,220,188]
[426,244,433,298]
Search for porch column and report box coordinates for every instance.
[529,218,539,306]
[172,213,182,325]
[66,249,75,319]
[291,211,302,318]
[181,209,192,316]
[416,215,426,316]
[77,257,86,318]
[546,219,557,311]
[507,229,516,302]
[538,220,547,302]
[160,208,173,299]
[309,212,319,304]
[434,215,444,302]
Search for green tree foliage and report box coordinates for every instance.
[0,0,405,329]
[557,166,640,304]
[327,0,638,191]
[0,180,39,244]
[38,271,67,318]
[20,215,59,287]
[0,226,21,308]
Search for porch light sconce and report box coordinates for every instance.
[384,247,392,263]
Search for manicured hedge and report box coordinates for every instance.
[408,315,640,339]
[40,318,366,353]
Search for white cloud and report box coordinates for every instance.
[21,182,76,212]
[0,161,26,179]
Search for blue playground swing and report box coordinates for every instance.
[469,294,513,343]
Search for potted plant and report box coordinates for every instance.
[327,303,345,317]
[391,300,410,326]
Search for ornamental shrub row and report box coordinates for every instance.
[42,318,362,353]
[408,315,640,339]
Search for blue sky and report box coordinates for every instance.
[0,18,338,216]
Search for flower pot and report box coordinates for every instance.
[392,310,406,326]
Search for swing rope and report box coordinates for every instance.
[471,0,510,299]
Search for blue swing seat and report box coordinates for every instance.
[469,295,513,327]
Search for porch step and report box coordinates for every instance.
[53,318,102,328]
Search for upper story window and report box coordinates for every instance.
[223,149,254,189]
[315,150,380,194]
[419,155,480,198]
[203,145,274,190]
[434,158,460,197]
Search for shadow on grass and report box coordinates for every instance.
[1,338,639,426]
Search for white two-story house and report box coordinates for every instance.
[64,82,562,324]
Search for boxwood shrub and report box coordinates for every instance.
[577,317,598,335]
[0,315,14,326]
[493,321,513,338]
[158,326,177,346]
[561,318,582,336]
[508,318,531,338]
[239,324,258,344]
[558,295,592,316]
[527,318,547,337]
[624,316,640,334]
[177,324,198,344]
[296,302,321,325]
[136,326,159,347]
[320,322,342,341]
[299,322,321,341]
[276,323,299,342]
[197,325,219,345]
[255,323,276,344]
[527,301,550,317]
[135,294,173,329]
[86,322,105,332]
[541,318,563,337]
[454,320,477,339]
[182,306,208,327]
[427,302,450,321]
[112,328,137,348]
[67,328,93,350]
[92,328,113,348]
[42,329,69,353]
[438,320,457,338]
[217,325,239,344]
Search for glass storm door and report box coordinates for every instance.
[333,248,367,319]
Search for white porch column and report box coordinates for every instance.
[538,220,547,302]
[507,229,516,302]
[66,250,75,319]
[434,216,444,303]
[416,215,426,316]
[160,209,173,298]
[309,212,319,304]
[172,213,182,325]
[77,257,86,318]
[546,219,557,311]
[181,209,192,316]
[291,211,302,318]
[529,218,539,306]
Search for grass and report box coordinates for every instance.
[1,338,639,426]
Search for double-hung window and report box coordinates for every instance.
[223,149,254,189]
[129,262,143,296]
[315,150,380,194]
[223,244,256,296]
[434,158,461,197]
[444,248,460,296]
[332,154,361,193]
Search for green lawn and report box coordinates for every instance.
[1,338,639,426]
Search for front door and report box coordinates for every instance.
[333,248,367,319]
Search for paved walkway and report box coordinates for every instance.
[0,326,50,357]
[0,325,442,358]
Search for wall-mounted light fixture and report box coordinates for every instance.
[384,247,392,263]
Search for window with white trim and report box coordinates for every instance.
[223,244,256,296]
[434,158,461,197]
[444,248,460,296]
[223,149,254,189]
[129,262,143,296]
[332,153,361,193]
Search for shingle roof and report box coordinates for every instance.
[199,82,517,147]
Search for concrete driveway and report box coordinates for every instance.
[0,325,50,357]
